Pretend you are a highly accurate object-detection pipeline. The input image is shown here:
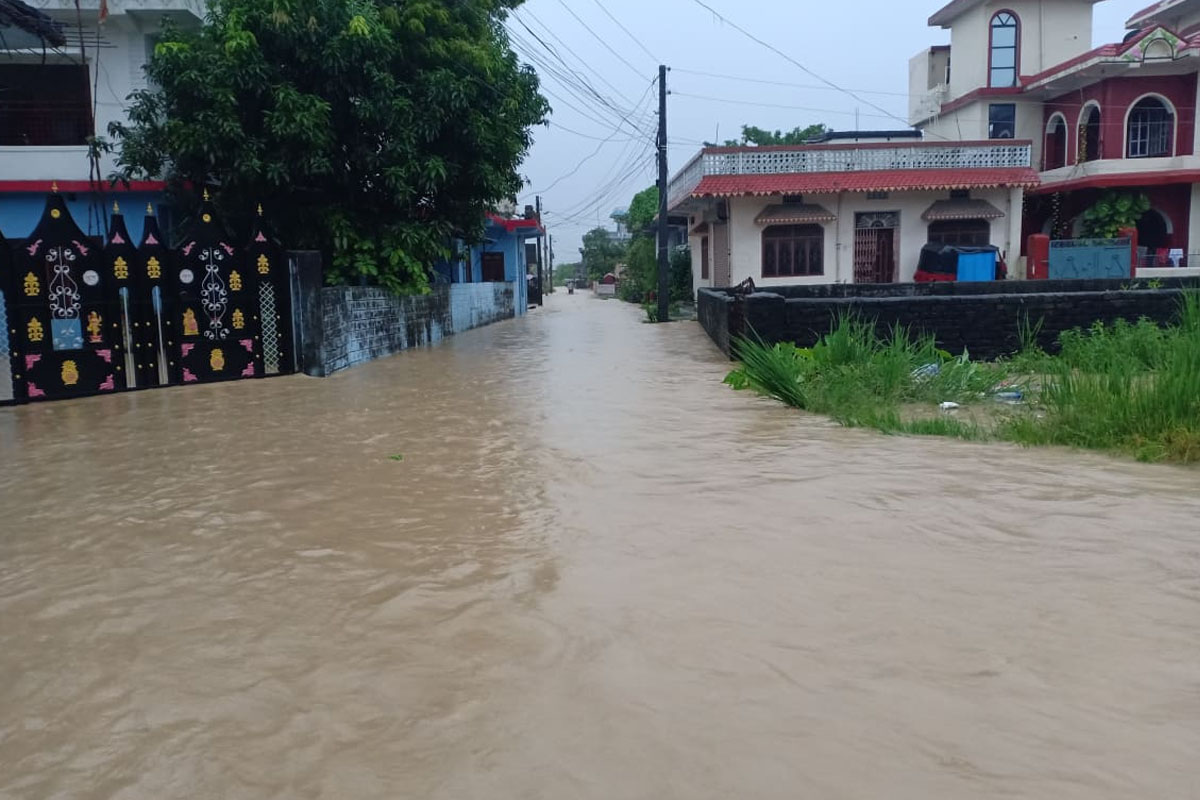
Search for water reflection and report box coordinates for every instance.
[1,292,1197,799]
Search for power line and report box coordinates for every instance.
[588,0,659,65]
[685,0,947,139]
[509,27,655,136]
[544,121,642,143]
[522,77,658,198]
[552,0,646,78]
[512,11,646,122]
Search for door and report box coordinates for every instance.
[854,212,900,284]
[713,223,731,287]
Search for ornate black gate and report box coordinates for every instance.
[171,194,262,383]
[246,206,294,376]
[1,190,297,403]
[132,206,172,389]
[0,228,13,404]
[9,194,127,402]
[102,203,140,387]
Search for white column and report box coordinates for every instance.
[1007,186,1024,278]
[1187,184,1200,259]
[1193,75,1200,155]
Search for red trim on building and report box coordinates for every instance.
[692,168,1039,197]
[1022,27,1176,88]
[1031,169,1200,194]
[487,212,544,235]
[938,87,1025,116]
[0,180,167,192]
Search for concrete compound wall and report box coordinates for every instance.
[699,277,1200,361]
[292,252,517,376]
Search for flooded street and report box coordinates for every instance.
[1,291,1198,799]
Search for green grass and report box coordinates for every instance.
[725,295,1200,464]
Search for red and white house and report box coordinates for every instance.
[669,134,1037,289]
[912,0,1200,272]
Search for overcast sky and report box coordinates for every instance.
[509,0,1150,261]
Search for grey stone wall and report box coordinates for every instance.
[699,280,1200,361]
[294,261,516,377]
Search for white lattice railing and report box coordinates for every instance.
[667,143,1033,205]
[667,152,704,209]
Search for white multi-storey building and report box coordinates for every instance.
[0,0,202,241]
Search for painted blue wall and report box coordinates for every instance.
[0,192,168,242]
[465,221,537,313]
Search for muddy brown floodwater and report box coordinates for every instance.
[1,292,1198,799]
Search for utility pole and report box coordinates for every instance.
[548,234,554,294]
[535,195,544,307]
[656,64,670,324]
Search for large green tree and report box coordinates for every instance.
[110,0,548,293]
[580,227,626,281]
[616,184,691,305]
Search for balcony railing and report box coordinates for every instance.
[0,101,93,146]
[668,141,1033,206]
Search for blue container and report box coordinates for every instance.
[957,251,996,282]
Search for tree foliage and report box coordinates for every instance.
[110,0,548,294]
[580,227,626,280]
[626,185,658,233]
[1080,191,1151,239]
[712,123,831,147]
[616,184,691,305]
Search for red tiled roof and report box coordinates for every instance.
[692,168,1039,198]
[1022,26,1190,88]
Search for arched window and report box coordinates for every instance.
[762,225,824,278]
[928,219,991,247]
[1127,96,1174,158]
[990,12,1019,88]
[1045,115,1067,170]
[1078,105,1101,162]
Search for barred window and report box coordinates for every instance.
[762,225,824,278]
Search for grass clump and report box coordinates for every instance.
[726,294,1200,464]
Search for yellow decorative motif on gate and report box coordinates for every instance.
[210,348,225,371]
[256,254,270,275]
[183,308,199,336]
[146,256,161,279]
[230,270,243,291]
[232,309,245,330]
[27,317,44,342]
[23,272,40,296]
[87,311,103,343]
[61,360,79,386]
[113,256,129,280]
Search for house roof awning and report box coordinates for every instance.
[691,168,1040,199]
[486,212,545,235]
[755,203,837,225]
[922,198,1006,222]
